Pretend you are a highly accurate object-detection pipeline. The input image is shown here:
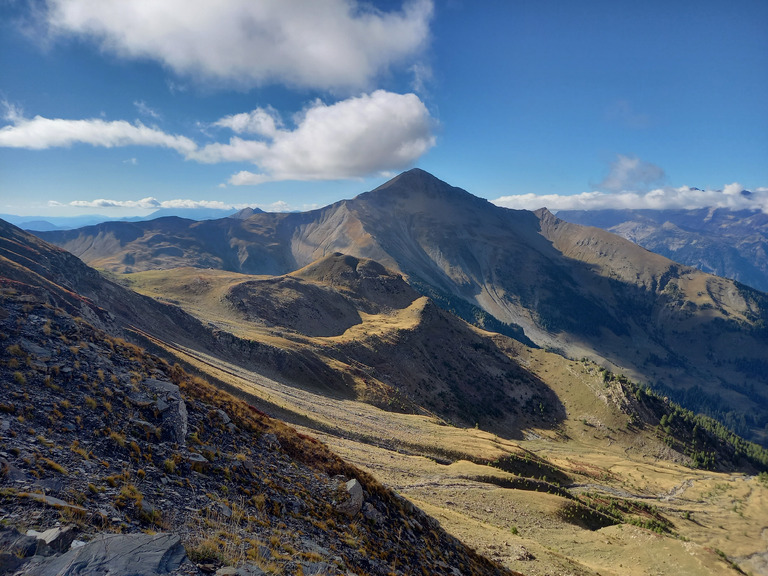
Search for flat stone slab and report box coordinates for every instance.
[19,533,187,576]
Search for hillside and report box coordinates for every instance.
[557,207,768,292]
[38,170,768,445]
[135,295,768,576]
[0,217,217,351]
[0,232,513,575]
[124,253,564,433]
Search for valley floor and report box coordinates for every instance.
[145,337,768,576]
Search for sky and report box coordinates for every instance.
[1,0,767,218]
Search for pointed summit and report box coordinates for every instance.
[374,168,448,192]
[355,168,493,213]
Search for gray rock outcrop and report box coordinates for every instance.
[18,533,186,576]
[336,478,364,517]
[145,379,188,445]
[25,526,78,554]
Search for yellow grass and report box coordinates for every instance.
[125,267,767,576]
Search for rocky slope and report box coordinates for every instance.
[0,217,217,352]
[0,276,514,575]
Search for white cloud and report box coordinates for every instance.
[0,114,197,154]
[45,0,433,91]
[70,197,162,209]
[213,108,281,137]
[493,154,766,213]
[598,154,665,192]
[1,91,435,184]
[57,197,303,213]
[229,171,272,186]
[65,197,246,210]
[2,101,24,123]
[133,100,161,120]
[262,201,292,212]
[156,199,240,210]
[195,90,436,184]
[492,183,768,213]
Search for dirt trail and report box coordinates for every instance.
[662,478,695,501]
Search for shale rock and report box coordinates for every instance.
[18,533,187,576]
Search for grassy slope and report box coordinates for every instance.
[124,265,768,576]
[0,284,513,576]
[147,335,767,576]
[122,260,564,433]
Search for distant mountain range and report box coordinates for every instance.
[557,207,768,293]
[0,206,252,231]
[36,169,768,446]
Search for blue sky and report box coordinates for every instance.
[1,0,767,217]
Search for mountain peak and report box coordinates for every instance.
[357,169,491,213]
[371,168,455,195]
[230,207,265,219]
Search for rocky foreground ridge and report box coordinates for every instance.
[0,281,515,576]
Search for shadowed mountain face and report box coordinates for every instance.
[36,170,768,445]
[0,218,211,348]
[556,208,768,293]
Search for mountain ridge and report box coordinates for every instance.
[34,170,768,445]
[557,207,768,292]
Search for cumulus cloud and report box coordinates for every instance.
[213,108,282,137]
[492,184,768,213]
[1,91,435,184]
[45,0,433,91]
[196,90,436,184]
[597,154,665,192]
[0,113,197,154]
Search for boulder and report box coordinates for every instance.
[18,533,187,576]
[335,479,364,517]
[26,525,79,554]
[0,526,38,557]
[362,502,385,525]
[144,379,188,445]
